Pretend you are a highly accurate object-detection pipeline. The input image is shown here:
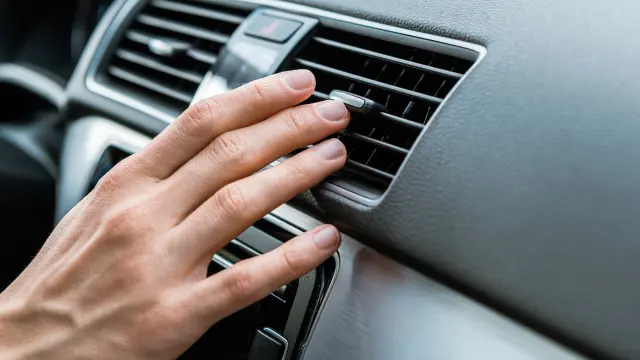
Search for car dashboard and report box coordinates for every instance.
[5,0,640,359]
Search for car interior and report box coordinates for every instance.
[1,0,638,359]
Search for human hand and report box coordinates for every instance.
[0,70,349,360]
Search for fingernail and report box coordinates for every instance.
[282,70,315,90]
[317,100,348,121]
[313,226,340,249]
[314,139,345,160]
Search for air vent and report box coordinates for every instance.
[289,27,476,198]
[101,0,249,113]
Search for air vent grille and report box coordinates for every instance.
[102,0,249,112]
[290,27,475,197]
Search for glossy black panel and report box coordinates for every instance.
[192,8,317,100]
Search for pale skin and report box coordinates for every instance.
[0,70,350,360]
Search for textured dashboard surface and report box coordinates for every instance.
[294,0,640,358]
[66,0,640,359]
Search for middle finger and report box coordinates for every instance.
[168,138,347,257]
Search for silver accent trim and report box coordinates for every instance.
[212,239,260,267]
[190,70,215,106]
[212,253,235,269]
[262,327,289,360]
[229,238,261,256]
[56,117,151,222]
[0,63,66,110]
[85,0,176,123]
[211,240,288,302]
[84,0,487,205]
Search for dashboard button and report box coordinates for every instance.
[244,14,302,43]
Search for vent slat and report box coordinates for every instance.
[126,29,155,44]
[347,160,395,181]
[312,92,424,131]
[296,58,444,104]
[125,29,188,48]
[108,66,193,103]
[289,26,477,197]
[115,49,203,83]
[342,132,410,155]
[379,112,425,130]
[314,37,463,79]
[101,1,248,113]
[125,30,218,65]
[137,14,230,44]
[312,91,330,100]
[187,48,218,65]
[151,0,245,24]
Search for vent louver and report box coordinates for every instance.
[289,27,475,198]
[101,0,249,114]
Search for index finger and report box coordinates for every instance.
[133,70,316,179]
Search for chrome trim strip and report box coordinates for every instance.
[55,117,151,222]
[262,327,289,360]
[84,0,487,205]
[85,0,176,123]
[230,238,261,256]
[0,63,66,110]
[211,253,235,269]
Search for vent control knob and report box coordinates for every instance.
[148,38,190,58]
[329,90,385,117]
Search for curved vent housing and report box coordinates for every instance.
[101,0,248,114]
[289,27,475,198]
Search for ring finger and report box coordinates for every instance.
[167,138,347,257]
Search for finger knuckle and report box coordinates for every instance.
[225,266,254,298]
[281,247,305,275]
[214,184,247,218]
[248,81,270,104]
[178,97,222,135]
[283,108,312,133]
[102,204,145,237]
[94,168,126,196]
[210,131,248,163]
[284,161,308,182]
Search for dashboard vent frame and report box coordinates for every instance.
[90,0,251,119]
[85,0,485,205]
[284,20,482,201]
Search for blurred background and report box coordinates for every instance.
[0,0,112,289]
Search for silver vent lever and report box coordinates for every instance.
[148,38,191,58]
[329,90,386,117]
